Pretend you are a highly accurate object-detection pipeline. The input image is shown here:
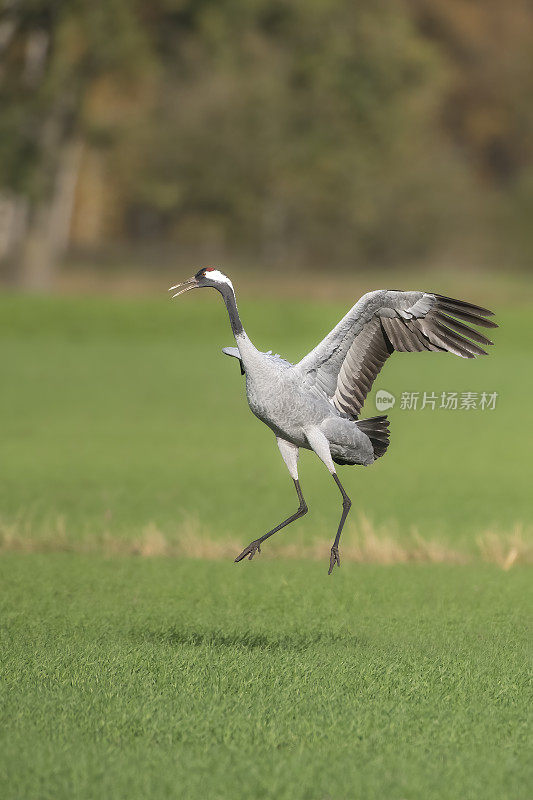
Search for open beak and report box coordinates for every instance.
[169,277,198,298]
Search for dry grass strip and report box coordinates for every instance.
[1,514,531,568]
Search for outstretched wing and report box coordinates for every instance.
[295,290,497,419]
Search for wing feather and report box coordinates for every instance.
[296,289,497,419]
[433,312,495,345]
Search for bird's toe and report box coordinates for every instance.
[235,540,261,563]
[328,546,341,575]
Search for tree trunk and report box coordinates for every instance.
[18,137,82,291]
[0,193,29,284]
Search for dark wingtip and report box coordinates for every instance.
[432,296,499,330]
[433,293,495,316]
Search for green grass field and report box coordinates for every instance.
[0,292,531,554]
[1,286,531,798]
[1,556,530,800]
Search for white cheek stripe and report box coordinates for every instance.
[207,270,233,290]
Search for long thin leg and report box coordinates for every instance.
[305,427,352,574]
[329,472,352,574]
[235,438,308,563]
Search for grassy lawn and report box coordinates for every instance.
[0,292,531,555]
[1,286,531,798]
[0,555,530,800]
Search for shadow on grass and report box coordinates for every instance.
[135,628,363,652]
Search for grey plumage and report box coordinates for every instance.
[222,346,241,360]
[222,346,245,374]
[297,291,497,420]
[171,271,497,573]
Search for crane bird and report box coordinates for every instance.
[170,268,497,574]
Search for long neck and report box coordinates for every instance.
[219,283,244,338]
[218,282,257,365]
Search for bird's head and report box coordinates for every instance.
[169,267,233,298]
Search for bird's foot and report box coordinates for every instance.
[235,539,262,563]
[328,546,341,575]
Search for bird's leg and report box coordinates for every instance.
[234,478,308,562]
[328,473,352,575]
[235,438,306,563]
[304,427,352,574]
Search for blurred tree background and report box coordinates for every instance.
[0,0,532,289]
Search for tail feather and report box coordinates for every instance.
[356,415,390,459]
